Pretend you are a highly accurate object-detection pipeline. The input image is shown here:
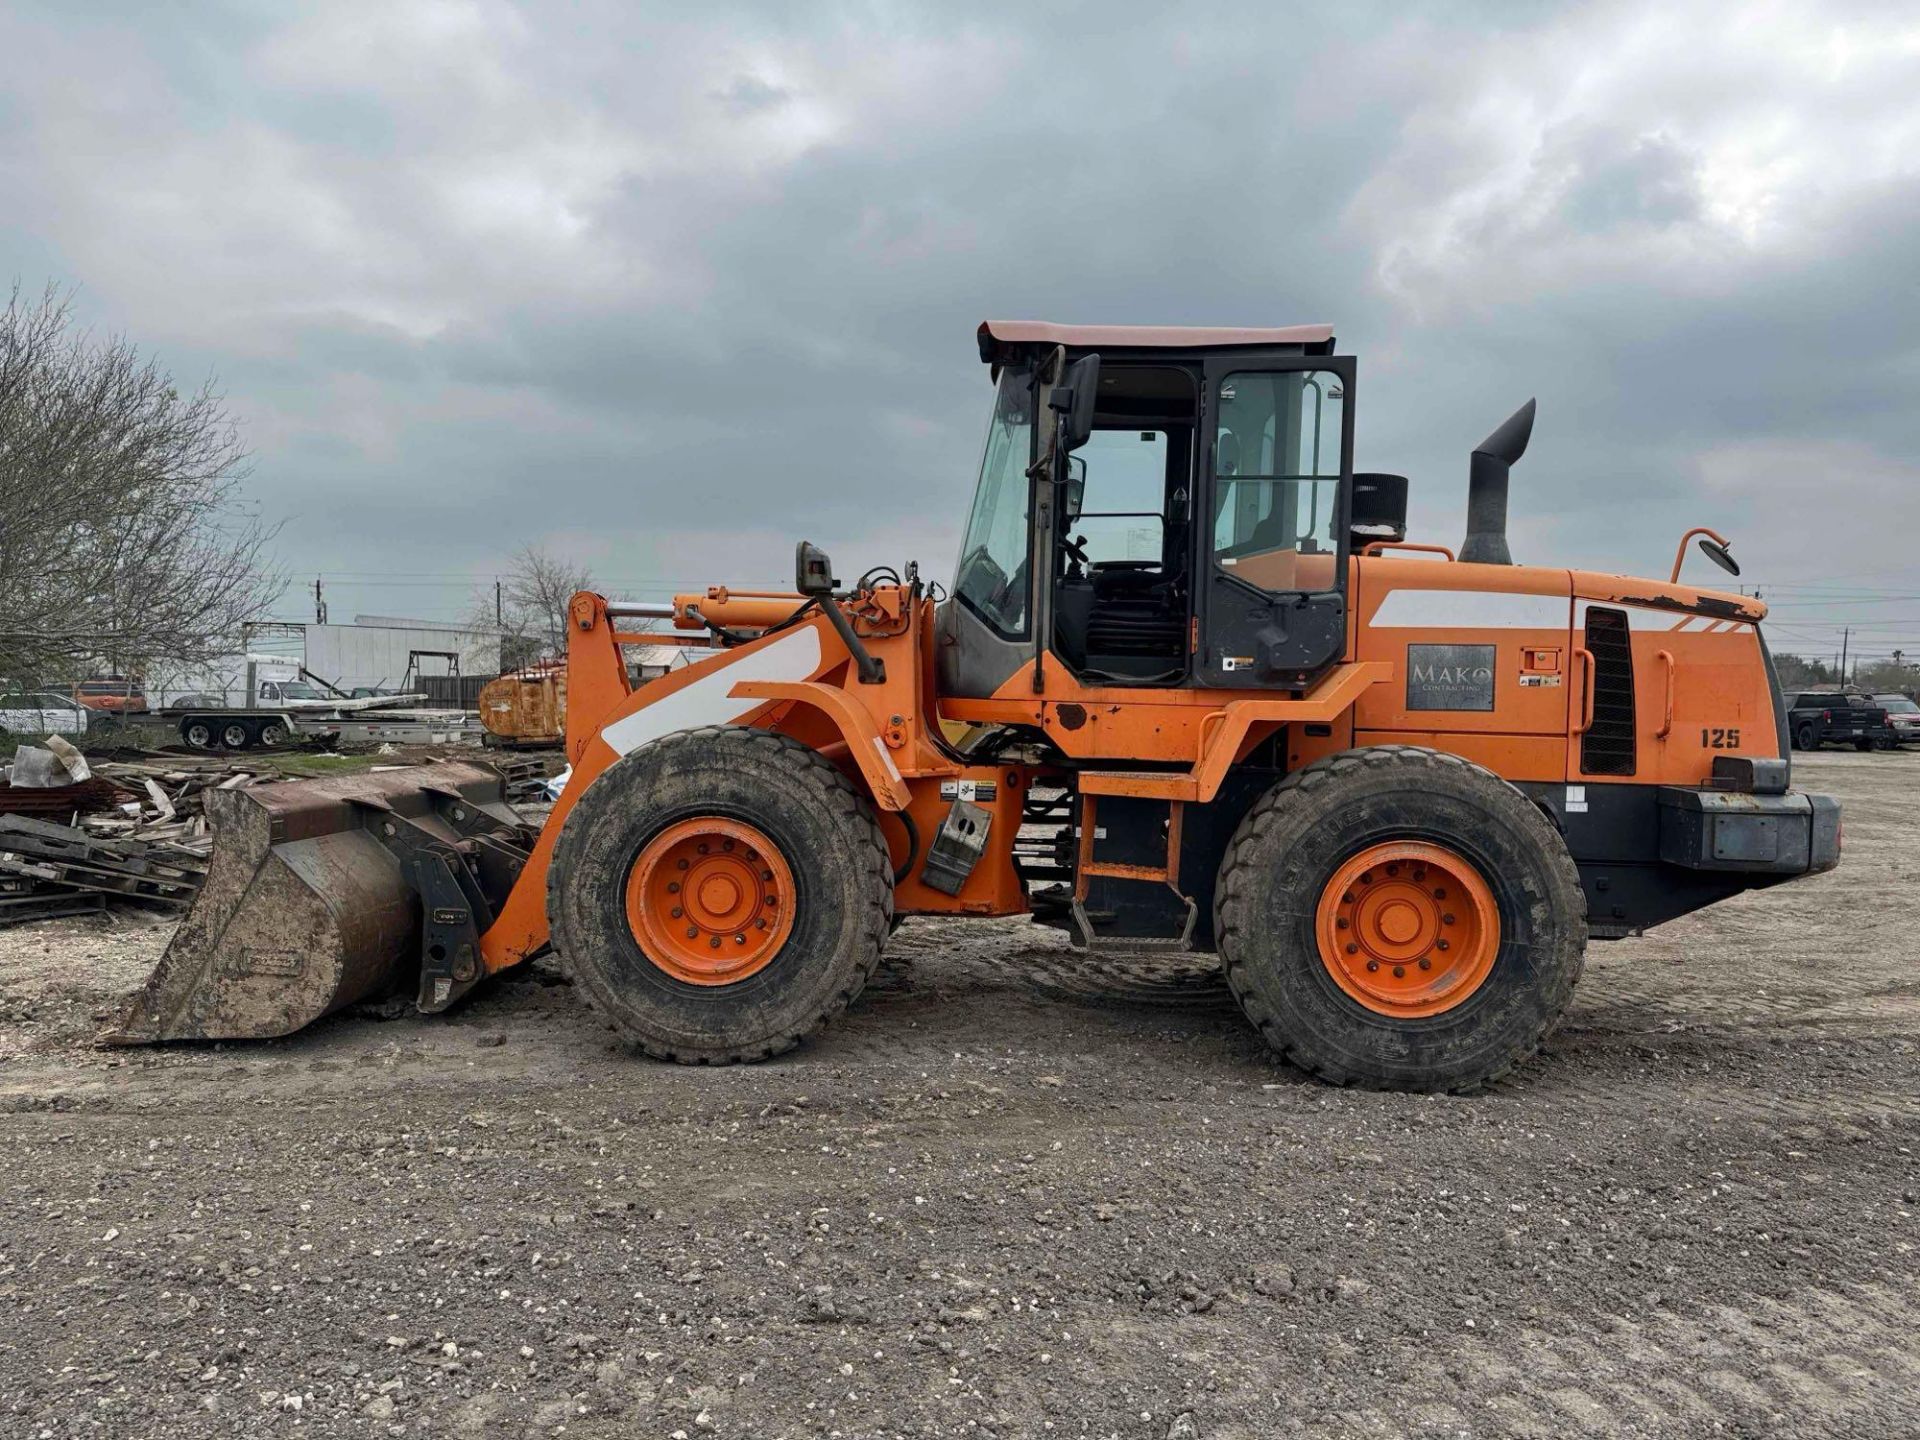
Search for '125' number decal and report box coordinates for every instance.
[1700,727,1741,748]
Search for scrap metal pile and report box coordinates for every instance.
[0,740,559,929]
[0,743,260,925]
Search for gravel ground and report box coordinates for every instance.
[1,750,1915,1438]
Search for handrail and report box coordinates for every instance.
[1573,648,1597,733]
[1655,649,1676,738]
[1362,541,1456,560]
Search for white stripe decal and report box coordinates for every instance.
[1574,601,1751,632]
[1369,589,1568,630]
[601,626,822,756]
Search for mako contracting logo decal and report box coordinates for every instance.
[1406,644,1496,712]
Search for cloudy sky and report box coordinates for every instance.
[3,0,1917,664]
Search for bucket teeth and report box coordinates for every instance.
[103,762,525,1045]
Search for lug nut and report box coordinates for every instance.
[667,881,680,894]
[723,839,735,851]
[1336,917,1349,930]
[709,936,722,948]
[1433,887,1446,899]
[761,870,773,882]
[677,858,690,871]
[1443,913,1456,925]
[1437,939,1450,951]
[698,843,710,855]
[671,907,683,919]
[1392,965,1405,978]
[1360,871,1373,884]
[1345,943,1358,954]
[685,925,698,938]
[1386,863,1399,876]
[734,933,746,944]
[1418,957,1431,970]
[1366,960,1379,972]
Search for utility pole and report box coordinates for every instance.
[313,576,328,625]
[1839,626,1849,686]
[495,579,505,628]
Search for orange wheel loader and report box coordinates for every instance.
[107,322,1842,1091]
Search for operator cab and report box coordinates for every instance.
[941,321,1357,700]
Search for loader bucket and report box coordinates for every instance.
[104,762,526,1044]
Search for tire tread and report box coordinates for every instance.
[547,725,893,1065]
[1213,744,1585,1093]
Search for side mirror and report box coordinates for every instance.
[1048,353,1102,453]
[795,540,836,596]
[1062,455,1087,524]
[1699,537,1740,577]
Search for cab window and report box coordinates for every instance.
[1069,429,1169,564]
[1212,369,1344,592]
[953,364,1034,638]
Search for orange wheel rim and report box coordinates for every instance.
[624,818,796,986]
[1315,840,1500,1019]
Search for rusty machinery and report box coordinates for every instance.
[109,322,1840,1091]
[478,663,566,748]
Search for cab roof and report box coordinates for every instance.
[977,319,1336,364]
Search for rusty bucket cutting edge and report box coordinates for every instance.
[102,762,523,1045]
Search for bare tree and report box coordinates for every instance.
[1853,658,1916,695]
[468,544,596,669]
[0,283,283,685]
[1771,653,1839,690]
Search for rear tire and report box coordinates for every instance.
[182,719,215,750]
[548,726,892,1063]
[219,721,252,751]
[1795,721,1817,751]
[1214,745,1586,1093]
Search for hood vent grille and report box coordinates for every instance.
[1581,607,1637,776]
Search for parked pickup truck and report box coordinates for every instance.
[0,690,91,737]
[1873,693,1920,746]
[1786,691,1896,751]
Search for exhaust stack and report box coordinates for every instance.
[1460,398,1536,566]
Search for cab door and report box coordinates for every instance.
[1197,355,1353,688]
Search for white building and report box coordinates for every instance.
[147,617,503,707]
[305,615,502,693]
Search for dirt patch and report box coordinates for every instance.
[1,752,1916,1437]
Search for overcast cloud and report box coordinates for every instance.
[2,0,1917,659]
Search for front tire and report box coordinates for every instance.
[1215,746,1586,1093]
[548,726,892,1063]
